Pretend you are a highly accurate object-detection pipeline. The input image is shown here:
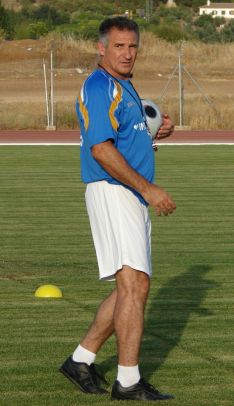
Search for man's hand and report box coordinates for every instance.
[156,113,174,140]
[142,183,176,216]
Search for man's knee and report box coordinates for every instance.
[116,266,150,303]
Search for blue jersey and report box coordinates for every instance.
[76,69,155,204]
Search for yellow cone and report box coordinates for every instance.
[34,284,63,298]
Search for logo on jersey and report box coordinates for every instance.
[133,121,148,132]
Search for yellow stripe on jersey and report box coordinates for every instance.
[78,94,89,131]
[109,81,122,131]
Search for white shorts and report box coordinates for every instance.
[85,181,152,281]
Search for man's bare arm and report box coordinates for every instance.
[92,140,176,216]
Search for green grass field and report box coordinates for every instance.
[0,146,233,406]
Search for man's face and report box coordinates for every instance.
[98,27,139,80]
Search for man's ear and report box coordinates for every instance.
[98,41,105,57]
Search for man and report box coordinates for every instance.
[60,16,176,401]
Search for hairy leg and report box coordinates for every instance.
[79,266,150,364]
[114,266,150,366]
[80,288,117,353]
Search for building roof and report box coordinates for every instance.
[200,3,234,9]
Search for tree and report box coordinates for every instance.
[32,5,69,25]
[213,16,226,28]
[221,20,234,42]
[194,14,214,28]
[28,21,48,39]
[0,27,5,40]
[153,23,189,42]
[0,1,15,39]
[0,1,7,30]
[194,22,220,43]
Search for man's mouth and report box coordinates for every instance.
[121,61,132,66]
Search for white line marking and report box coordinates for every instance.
[0,142,233,146]
[0,143,81,146]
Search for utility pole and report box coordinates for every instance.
[43,49,56,130]
[178,42,184,126]
[50,50,54,128]
[146,0,154,22]
[115,0,120,14]
[159,41,219,129]
[146,0,150,21]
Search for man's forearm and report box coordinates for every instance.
[91,140,150,197]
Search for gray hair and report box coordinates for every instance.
[99,16,140,47]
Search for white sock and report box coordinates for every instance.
[117,365,141,388]
[72,344,96,365]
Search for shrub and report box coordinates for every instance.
[194,14,213,28]
[28,21,49,39]
[194,23,220,43]
[158,5,193,22]
[14,22,31,40]
[77,20,102,40]
[153,23,189,43]
[221,20,234,43]
[0,2,15,39]
[213,17,226,28]
[0,27,5,40]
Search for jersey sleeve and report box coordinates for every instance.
[77,74,123,149]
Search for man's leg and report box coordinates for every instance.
[114,266,150,388]
[73,265,149,366]
[78,265,149,361]
[79,288,117,353]
[114,265,150,366]
[59,289,117,395]
[111,266,175,401]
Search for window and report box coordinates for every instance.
[221,10,226,15]
[229,11,234,15]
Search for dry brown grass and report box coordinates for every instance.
[0,102,46,130]
[158,95,234,130]
[0,32,233,130]
[0,39,49,63]
[0,101,79,130]
[136,32,234,78]
[1,95,233,131]
[1,32,234,76]
[46,33,98,69]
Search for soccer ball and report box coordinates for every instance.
[141,99,162,140]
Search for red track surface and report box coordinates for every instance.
[0,130,233,144]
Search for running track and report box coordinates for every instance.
[0,130,233,145]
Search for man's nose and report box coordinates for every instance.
[123,47,132,59]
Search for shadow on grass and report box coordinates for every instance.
[99,264,215,381]
[141,264,215,380]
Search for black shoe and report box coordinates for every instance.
[111,378,174,401]
[59,356,108,394]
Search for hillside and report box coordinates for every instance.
[2,1,234,14]
[1,0,234,43]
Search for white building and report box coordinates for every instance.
[199,1,234,19]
